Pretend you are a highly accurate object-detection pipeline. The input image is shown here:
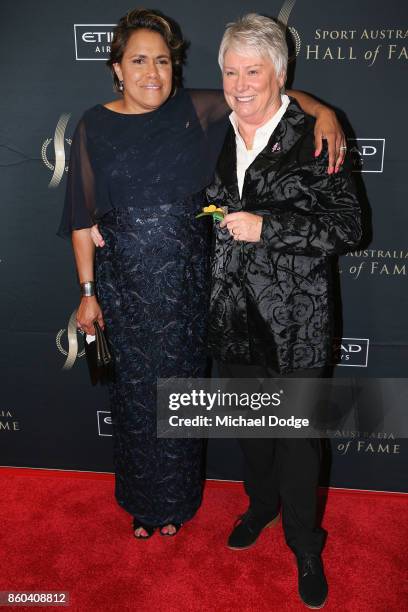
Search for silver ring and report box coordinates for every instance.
[340,146,347,151]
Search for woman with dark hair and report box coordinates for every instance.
[59,8,346,539]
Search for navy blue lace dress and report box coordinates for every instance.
[58,89,228,526]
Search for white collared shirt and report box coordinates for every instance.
[229,94,290,198]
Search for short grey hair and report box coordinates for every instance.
[218,13,288,80]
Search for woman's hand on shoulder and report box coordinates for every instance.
[314,106,347,175]
[91,224,105,247]
[76,297,105,335]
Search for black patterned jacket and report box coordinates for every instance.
[206,99,362,373]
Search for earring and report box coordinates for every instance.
[119,80,124,92]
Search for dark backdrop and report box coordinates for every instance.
[1,0,407,492]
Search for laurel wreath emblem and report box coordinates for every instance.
[41,137,72,172]
[56,328,85,359]
[41,113,72,188]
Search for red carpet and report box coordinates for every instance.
[0,468,407,611]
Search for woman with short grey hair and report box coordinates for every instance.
[218,13,288,78]
[208,13,361,609]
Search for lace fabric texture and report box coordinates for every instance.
[95,202,210,524]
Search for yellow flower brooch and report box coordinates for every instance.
[196,204,227,222]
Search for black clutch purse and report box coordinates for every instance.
[84,321,112,384]
[93,321,112,367]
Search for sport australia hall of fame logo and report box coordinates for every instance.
[41,113,71,188]
[74,24,115,60]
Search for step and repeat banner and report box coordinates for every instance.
[1,0,407,492]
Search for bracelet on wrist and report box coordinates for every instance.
[80,281,95,297]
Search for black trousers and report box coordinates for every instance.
[218,361,326,555]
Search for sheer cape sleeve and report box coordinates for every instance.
[188,89,230,178]
[57,116,96,238]
[58,92,230,237]
[188,89,229,130]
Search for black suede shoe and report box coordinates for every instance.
[296,553,328,609]
[227,508,279,550]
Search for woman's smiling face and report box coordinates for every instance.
[113,29,173,113]
[222,48,285,126]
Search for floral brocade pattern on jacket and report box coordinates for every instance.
[206,100,362,374]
